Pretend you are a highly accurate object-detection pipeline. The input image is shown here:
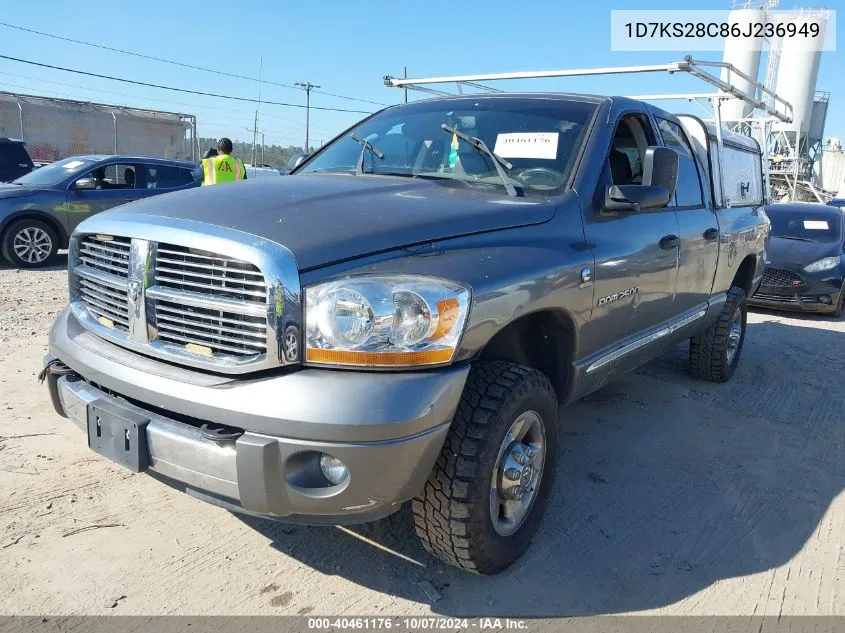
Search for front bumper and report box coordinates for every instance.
[46,307,469,523]
[749,277,843,314]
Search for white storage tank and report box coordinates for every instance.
[721,6,768,124]
[771,9,828,143]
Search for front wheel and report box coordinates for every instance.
[688,285,747,383]
[412,360,558,574]
[1,219,59,268]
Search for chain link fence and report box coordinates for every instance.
[0,91,197,163]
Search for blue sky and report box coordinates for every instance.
[0,0,842,150]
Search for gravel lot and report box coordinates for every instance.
[1,257,843,616]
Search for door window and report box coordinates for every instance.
[81,164,140,190]
[607,115,654,188]
[657,119,704,208]
[145,165,194,189]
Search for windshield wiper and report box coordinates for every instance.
[440,123,517,197]
[778,236,816,242]
[350,133,384,175]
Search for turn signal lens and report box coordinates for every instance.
[304,276,470,368]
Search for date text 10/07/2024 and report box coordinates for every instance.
[307,618,529,630]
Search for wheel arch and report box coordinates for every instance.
[0,210,69,249]
[731,254,758,296]
[476,308,577,402]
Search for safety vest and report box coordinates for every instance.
[202,154,245,186]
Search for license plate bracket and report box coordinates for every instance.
[87,399,150,472]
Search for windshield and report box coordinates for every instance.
[299,98,597,194]
[767,206,842,242]
[13,157,99,186]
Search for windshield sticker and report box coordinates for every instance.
[494,133,559,160]
[63,160,86,170]
[804,220,830,230]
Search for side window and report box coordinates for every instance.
[83,164,139,190]
[145,166,193,189]
[607,115,655,188]
[657,119,703,208]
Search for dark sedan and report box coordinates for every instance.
[0,155,197,268]
[750,203,845,317]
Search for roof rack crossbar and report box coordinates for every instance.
[384,56,793,123]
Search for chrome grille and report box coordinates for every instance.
[77,276,130,330]
[76,236,132,332]
[154,244,266,304]
[761,267,804,287]
[70,234,277,371]
[154,300,267,357]
[78,235,130,278]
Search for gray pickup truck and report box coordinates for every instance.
[42,93,768,574]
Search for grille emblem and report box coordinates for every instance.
[128,280,142,305]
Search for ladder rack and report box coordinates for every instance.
[384,56,793,124]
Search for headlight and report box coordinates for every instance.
[804,257,839,273]
[305,275,470,367]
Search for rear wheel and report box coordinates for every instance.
[1,219,58,268]
[688,285,747,383]
[412,360,558,574]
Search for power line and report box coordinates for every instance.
[0,71,338,136]
[0,21,389,107]
[0,54,374,114]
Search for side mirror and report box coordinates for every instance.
[642,146,678,195]
[74,177,96,191]
[287,153,308,172]
[604,184,672,213]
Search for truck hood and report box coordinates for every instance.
[103,175,557,270]
[0,184,39,199]
[767,235,842,266]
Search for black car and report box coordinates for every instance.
[0,138,34,182]
[750,203,845,317]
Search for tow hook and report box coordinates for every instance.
[200,422,244,444]
[38,359,77,418]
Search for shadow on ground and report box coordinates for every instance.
[240,317,843,616]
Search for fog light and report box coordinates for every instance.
[319,454,349,485]
[819,295,832,305]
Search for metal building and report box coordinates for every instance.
[0,91,197,163]
[720,3,770,127]
[764,8,832,201]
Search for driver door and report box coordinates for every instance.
[66,162,143,233]
[582,113,681,347]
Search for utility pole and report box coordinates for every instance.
[252,57,263,166]
[295,81,320,153]
[404,66,408,104]
[245,127,265,166]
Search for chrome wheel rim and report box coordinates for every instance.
[489,410,546,537]
[726,307,743,365]
[13,227,52,264]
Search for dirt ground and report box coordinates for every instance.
[0,255,843,617]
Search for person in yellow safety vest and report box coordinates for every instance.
[200,137,247,186]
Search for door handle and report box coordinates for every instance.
[703,228,720,241]
[659,235,680,250]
